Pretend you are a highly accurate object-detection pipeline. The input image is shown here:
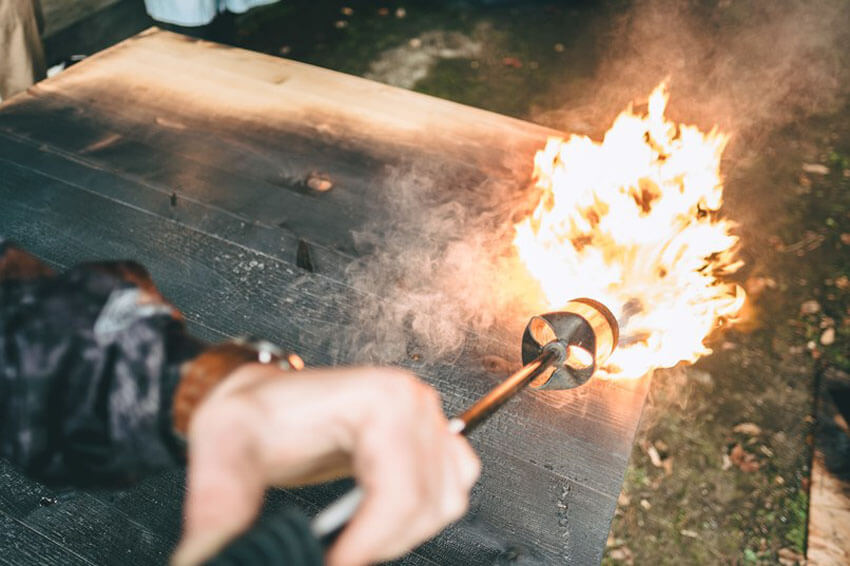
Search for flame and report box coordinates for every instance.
[513,83,745,379]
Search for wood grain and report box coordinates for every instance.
[0,29,651,565]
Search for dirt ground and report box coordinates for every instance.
[229,1,849,564]
[55,1,850,563]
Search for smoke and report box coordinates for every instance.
[334,164,542,365]
[534,0,850,149]
[326,0,850,367]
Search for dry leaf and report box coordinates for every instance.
[778,547,805,565]
[800,300,821,314]
[608,546,634,564]
[680,529,699,538]
[841,233,850,245]
[647,445,663,467]
[502,57,523,68]
[730,444,760,472]
[802,163,829,175]
[733,422,762,436]
[820,327,836,346]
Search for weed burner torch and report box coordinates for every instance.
[207,298,619,565]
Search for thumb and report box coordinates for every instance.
[172,425,266,566]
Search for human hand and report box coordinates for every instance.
[171,364,480,566]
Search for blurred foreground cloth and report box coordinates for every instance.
[144,0,279,26]
[0,0,45,101]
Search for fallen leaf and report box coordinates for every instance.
[341,6,353,15]
[733,422,762,436]
[662,457,674,476]
[608,546,633,563]
[680,529,699,538]
[841,233,850,245]
[502,56,523,68]
[835,275,849,289]
[617,492,631,507]
[730,444,760,472]
[800,300,821,314]
[802,163,829,175]
[778,547,804,565]
[640,499,651,510]
[821,327,836,346]
[647,445,663,467]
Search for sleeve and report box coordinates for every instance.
[0,240,205,484]
[205,508,325,566]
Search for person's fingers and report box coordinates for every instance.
[327,385,477,566]
[172,407,265,566]
[450,435,481,491]
[326,391,435,566]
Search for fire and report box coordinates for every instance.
[513,83,745,379]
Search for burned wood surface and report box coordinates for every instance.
[0,29,651,565]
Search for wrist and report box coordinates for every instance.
[173,340,303,438]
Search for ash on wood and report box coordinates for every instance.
[0,28,651,565]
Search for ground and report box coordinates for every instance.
[47,0,850,564]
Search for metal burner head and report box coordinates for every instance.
[521,298,619,390]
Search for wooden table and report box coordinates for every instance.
[0,29,650,565]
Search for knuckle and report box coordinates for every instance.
[374,370,439,415]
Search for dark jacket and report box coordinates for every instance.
[0,239,322,565]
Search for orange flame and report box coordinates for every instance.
[514,83,745,379]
